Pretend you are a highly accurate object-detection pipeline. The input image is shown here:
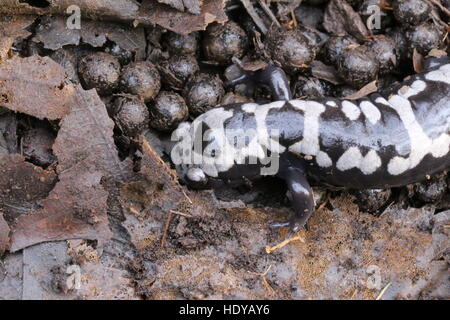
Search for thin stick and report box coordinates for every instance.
[258,0,281,28]
[376,282,391,300]
[160,211,173,247]
[429,0,450,17]
[180,188,193,205]
[241,0,268,34]
[265,234,305,253]
[169,209,194,218]
[291,10,298,28]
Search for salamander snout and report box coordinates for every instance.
[185,167,208,189]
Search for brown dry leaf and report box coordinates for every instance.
[0,112,18,154]
[0,0,140,22]
[323,0,370,41]
[159,0,203,15]
[89,21,146,61]
[0,0,224,35]
[0,154,57,222]
[33,16,81,50]
[344,80,378,100]
[33,17,146,60]
[0,15,36,61]
[0,55,74,120]
[0,211,10,255]
[310,60,343,85]
[9,86,128,252]
[413,48,424,73]
[428,48,448,58]
[137,0,227,35]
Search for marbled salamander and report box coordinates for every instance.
[171,56,450,234]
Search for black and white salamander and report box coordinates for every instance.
[170,55,450,234]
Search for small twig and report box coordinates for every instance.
[316,193,331,212]
[430,8,450,30]
[265,234,305,253]
[376,282,391,300]
[241,0,268,34]
[429,0,450,17]
[169,209,194,218]
[258,0,281,28]
[180,188,193,205]
[160,211,173,247]
[350,289,358,300]
[290,11,298,28]
[248,265,275,295]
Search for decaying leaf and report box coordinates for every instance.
[9,86,128,252]
[0,0,226,35]
[0,154,57,222]
[89,21,146,61]
[33,16,80,50]
[137,0,227,35]
[0,55,74,120]
[0,112,18,154]
[323,0,370,41]
[310,60,343,85]
[0,211,10,255]
[0,0,140,23]
[428,48,447,58]
[158,0,203,15]
[344,80,378,100]
[33,17,146,60]
[0,14,36,61]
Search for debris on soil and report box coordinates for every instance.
[0,212,10,255]
[323,0,370,41]
[0,15,35,61]
[137,0,228,35]
[343,80,378,100]
[9,86,128,252]
[0,0,227,35]
[0,154,57,224]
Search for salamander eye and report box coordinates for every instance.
[185,167,208,189]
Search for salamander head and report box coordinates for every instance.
[169,120,216,189]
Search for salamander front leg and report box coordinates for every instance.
[225,58,292,101]
[271,166,315,236]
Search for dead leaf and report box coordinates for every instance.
[137,0,227,35]
[91,21,146,61]
[33,17,146,61]
[9,86,129,252]
[311,60,343,85]
[413,49,424,73]
[0,56,74,120]
[428,48,448,58]
[33,16,81,50]
[0,0,225,35]
[323,0,370,41]
[0,112,18,154]
[0,0,140,23]
[344,80,378,100]
[0,15,36,61]
[0,154,57,222]
[159,0,203,15]
[0,211,10,255]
